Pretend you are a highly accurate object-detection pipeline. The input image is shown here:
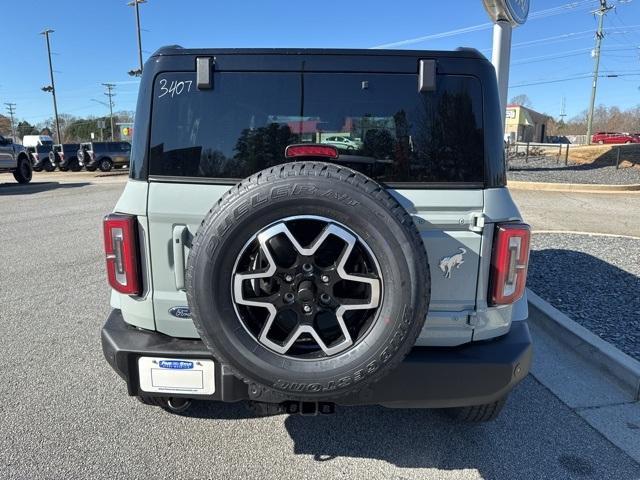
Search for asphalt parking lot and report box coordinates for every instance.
[1,176,639,479]
[510,188,640,236]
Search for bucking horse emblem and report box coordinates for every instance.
[439,248,466,279]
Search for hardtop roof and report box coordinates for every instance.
[151,45,486,60]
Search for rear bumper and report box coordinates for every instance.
[101,309,532,408]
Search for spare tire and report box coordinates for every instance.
[186,162,430,401]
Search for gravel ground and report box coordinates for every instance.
[507,155,640,184]
[2,183,639,479]
[528,232,640,360]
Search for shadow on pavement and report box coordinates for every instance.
[95,171,129,178]
[0,181,90,195]
[179,376,640,478]
[176,401,257,421]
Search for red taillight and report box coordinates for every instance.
[103,214,141,295]
[489,223,530,306]
[285,144,339,159]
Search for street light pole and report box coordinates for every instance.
[41,29,62,143]
[491,20,513,130]
[128,0,146,75]
[91,99,109,140]
[482,1,530,132]
[102,83,116,141]
[586,0,613,144]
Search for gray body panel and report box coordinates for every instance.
[111,180,525,346]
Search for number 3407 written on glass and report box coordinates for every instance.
[158,79,193,99]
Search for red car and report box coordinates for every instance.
[591,132,640,144]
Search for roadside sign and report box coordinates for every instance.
[91,132,95,140]
[483,0,530,26]
[117,122,134,140]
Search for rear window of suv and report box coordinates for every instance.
[149,71,484,184]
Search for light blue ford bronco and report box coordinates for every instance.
[101,47,532,421]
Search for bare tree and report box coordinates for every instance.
[509,94,532,107]
[546,104,640,135]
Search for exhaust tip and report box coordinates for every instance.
[166,397,192,413]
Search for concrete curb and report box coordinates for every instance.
[508,180,640,193]
[527,288,640,400]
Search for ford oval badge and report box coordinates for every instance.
[158,360,194,369]
[169,306,191,319]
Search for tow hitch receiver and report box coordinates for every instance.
[247,401,335,416]
[286,401,335,416]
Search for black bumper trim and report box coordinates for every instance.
[101,309,532,408]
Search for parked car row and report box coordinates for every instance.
[20,137,131,173]
[591,132,640,144]
[76,141,131,172]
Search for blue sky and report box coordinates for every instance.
[1,0,639,126]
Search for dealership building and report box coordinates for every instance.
[504,104,550,143]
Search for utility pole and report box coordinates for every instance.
[40,29,62,143]
[102,83,116,140]
[4,103,17,140]
[127,0,146,76]
[586,0,614,144]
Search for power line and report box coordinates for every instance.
[511,73,593,87]
[512,45,640,65]
[510,24,640,50]
[512,48,592,65]
[510,70,640,88]
[611,5,640,46]
[370,0,599,49]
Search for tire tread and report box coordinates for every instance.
[186,162,429,401]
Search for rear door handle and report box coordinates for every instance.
[172,225,187,291]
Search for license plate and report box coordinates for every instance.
[138,357,215,395]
